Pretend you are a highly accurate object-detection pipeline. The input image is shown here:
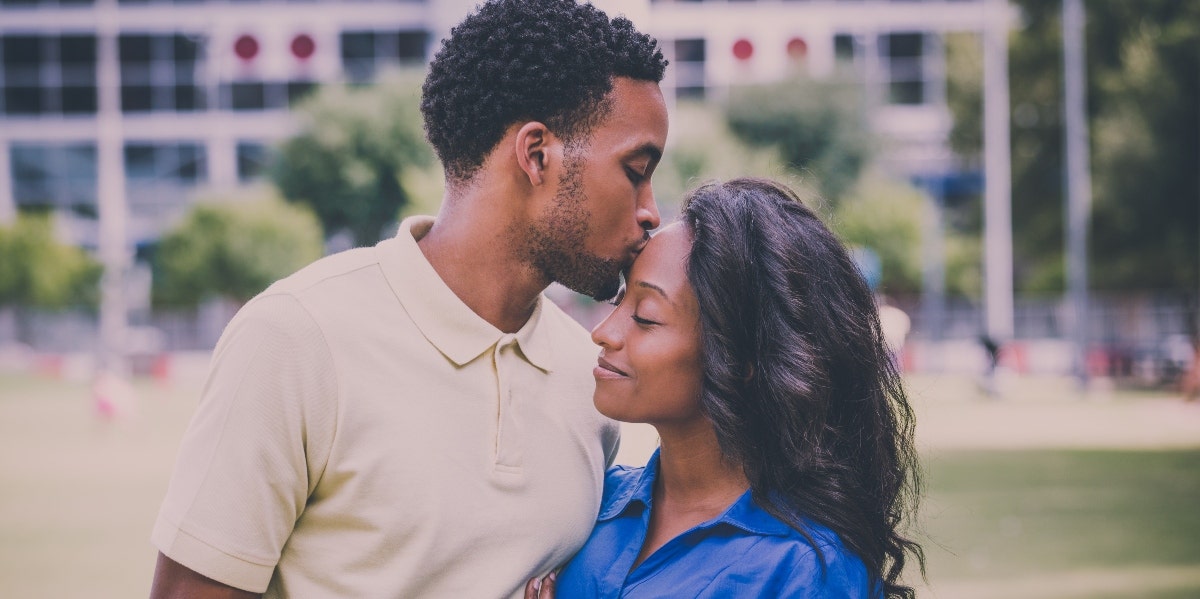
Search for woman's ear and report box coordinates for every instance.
[514,121,554,186]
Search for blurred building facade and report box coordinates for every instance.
[21,0,1188,378]
[0,0,987,247]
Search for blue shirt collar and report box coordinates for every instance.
[598,449,793,537]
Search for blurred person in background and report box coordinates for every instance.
[877,296,911,372]
[149,0,668,597]
[529,178,923,598]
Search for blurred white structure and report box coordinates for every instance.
[0,0,1004,237]
[0,0,1009,360]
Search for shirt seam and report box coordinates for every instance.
[286,291,343,496]
[171,328,269,560]
[173,292,338,567]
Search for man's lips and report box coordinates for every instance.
[595,357,629,378]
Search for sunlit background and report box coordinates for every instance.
[1,0,1198,597]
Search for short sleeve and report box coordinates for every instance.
[151,293,339,593]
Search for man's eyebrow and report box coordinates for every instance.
[635,280,674,305]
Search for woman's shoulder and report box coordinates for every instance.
[765,518,875,596]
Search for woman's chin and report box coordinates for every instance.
[593,391,636,423]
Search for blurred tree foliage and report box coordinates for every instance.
[272,72,432,247]
[0,214,102,309]
[152,193,323,308]
[653,101,806,217]
[725,75,871,203]
[833,176,924,295]
[1087,2,1200,291]
[948,1,1200,293]
[661,103,940,295]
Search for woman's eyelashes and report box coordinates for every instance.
[631,313,659,327]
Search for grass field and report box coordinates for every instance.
[1,371,1198,598]
[917,449,1200,598]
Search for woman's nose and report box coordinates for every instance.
[591,309,622,350]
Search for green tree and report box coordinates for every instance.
[272,72,433,247]
[725,75,871,203]
[1087,2,1200,291]
[152,192,323,308]
[947,1,1200,293]
[0,214,101,310]
[833,177,923,295]
[654,101,805,216]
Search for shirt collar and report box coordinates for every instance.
[597,449,659,521]
[377,216,554,371]
[597,448,792,537]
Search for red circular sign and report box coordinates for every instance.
[732,39,754,61]
[786,37,808,59]
[234,35,259,61]
[291,34,316,60]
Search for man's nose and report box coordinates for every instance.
[637,188,660,231]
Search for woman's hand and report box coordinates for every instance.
[523,571,556,599]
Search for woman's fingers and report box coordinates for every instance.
[524,577,541,599]
[523,572,557,599]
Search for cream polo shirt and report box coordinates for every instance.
[152,216,619,598]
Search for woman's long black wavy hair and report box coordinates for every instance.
[680,178,924,598]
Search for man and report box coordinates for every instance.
[148,1,669,596]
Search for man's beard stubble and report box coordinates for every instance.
[521,155,624,302]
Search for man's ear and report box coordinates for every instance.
[515,121,556,187]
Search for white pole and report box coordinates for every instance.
[0,138,13,226]
[983,0,1014,342]
[96,0,130,376]
[920,184,946,371]
[0,133,13,346]
[1063,0,1092,384]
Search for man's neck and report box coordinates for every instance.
[417,186,549,334]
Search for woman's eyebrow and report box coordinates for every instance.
[634,280,675,306]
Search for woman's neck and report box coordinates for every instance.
[654,424,749,513]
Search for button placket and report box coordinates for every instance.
[493,335,523,471]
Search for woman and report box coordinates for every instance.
[527,178,923,598]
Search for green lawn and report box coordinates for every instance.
[916,449,1200,598]
[0,374,196,599]
[1,372,1197,598]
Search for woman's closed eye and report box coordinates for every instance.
[632,313,659,327]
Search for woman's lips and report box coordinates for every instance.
[594,357,629,379]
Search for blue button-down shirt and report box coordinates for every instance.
[556,450,877,598]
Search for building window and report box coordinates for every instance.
[11,143,98,215]
[0,34,98,116]
[216,80,315,112]
[1,0,93,7]
[340,30,429,83]
[236,141,271,183]
[673,38,706,100]
[882,32,926,105]
[124,142,207,217]
[119,33,207,113]
[834,34,857,63]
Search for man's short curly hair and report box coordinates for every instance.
[421,0,668,182]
